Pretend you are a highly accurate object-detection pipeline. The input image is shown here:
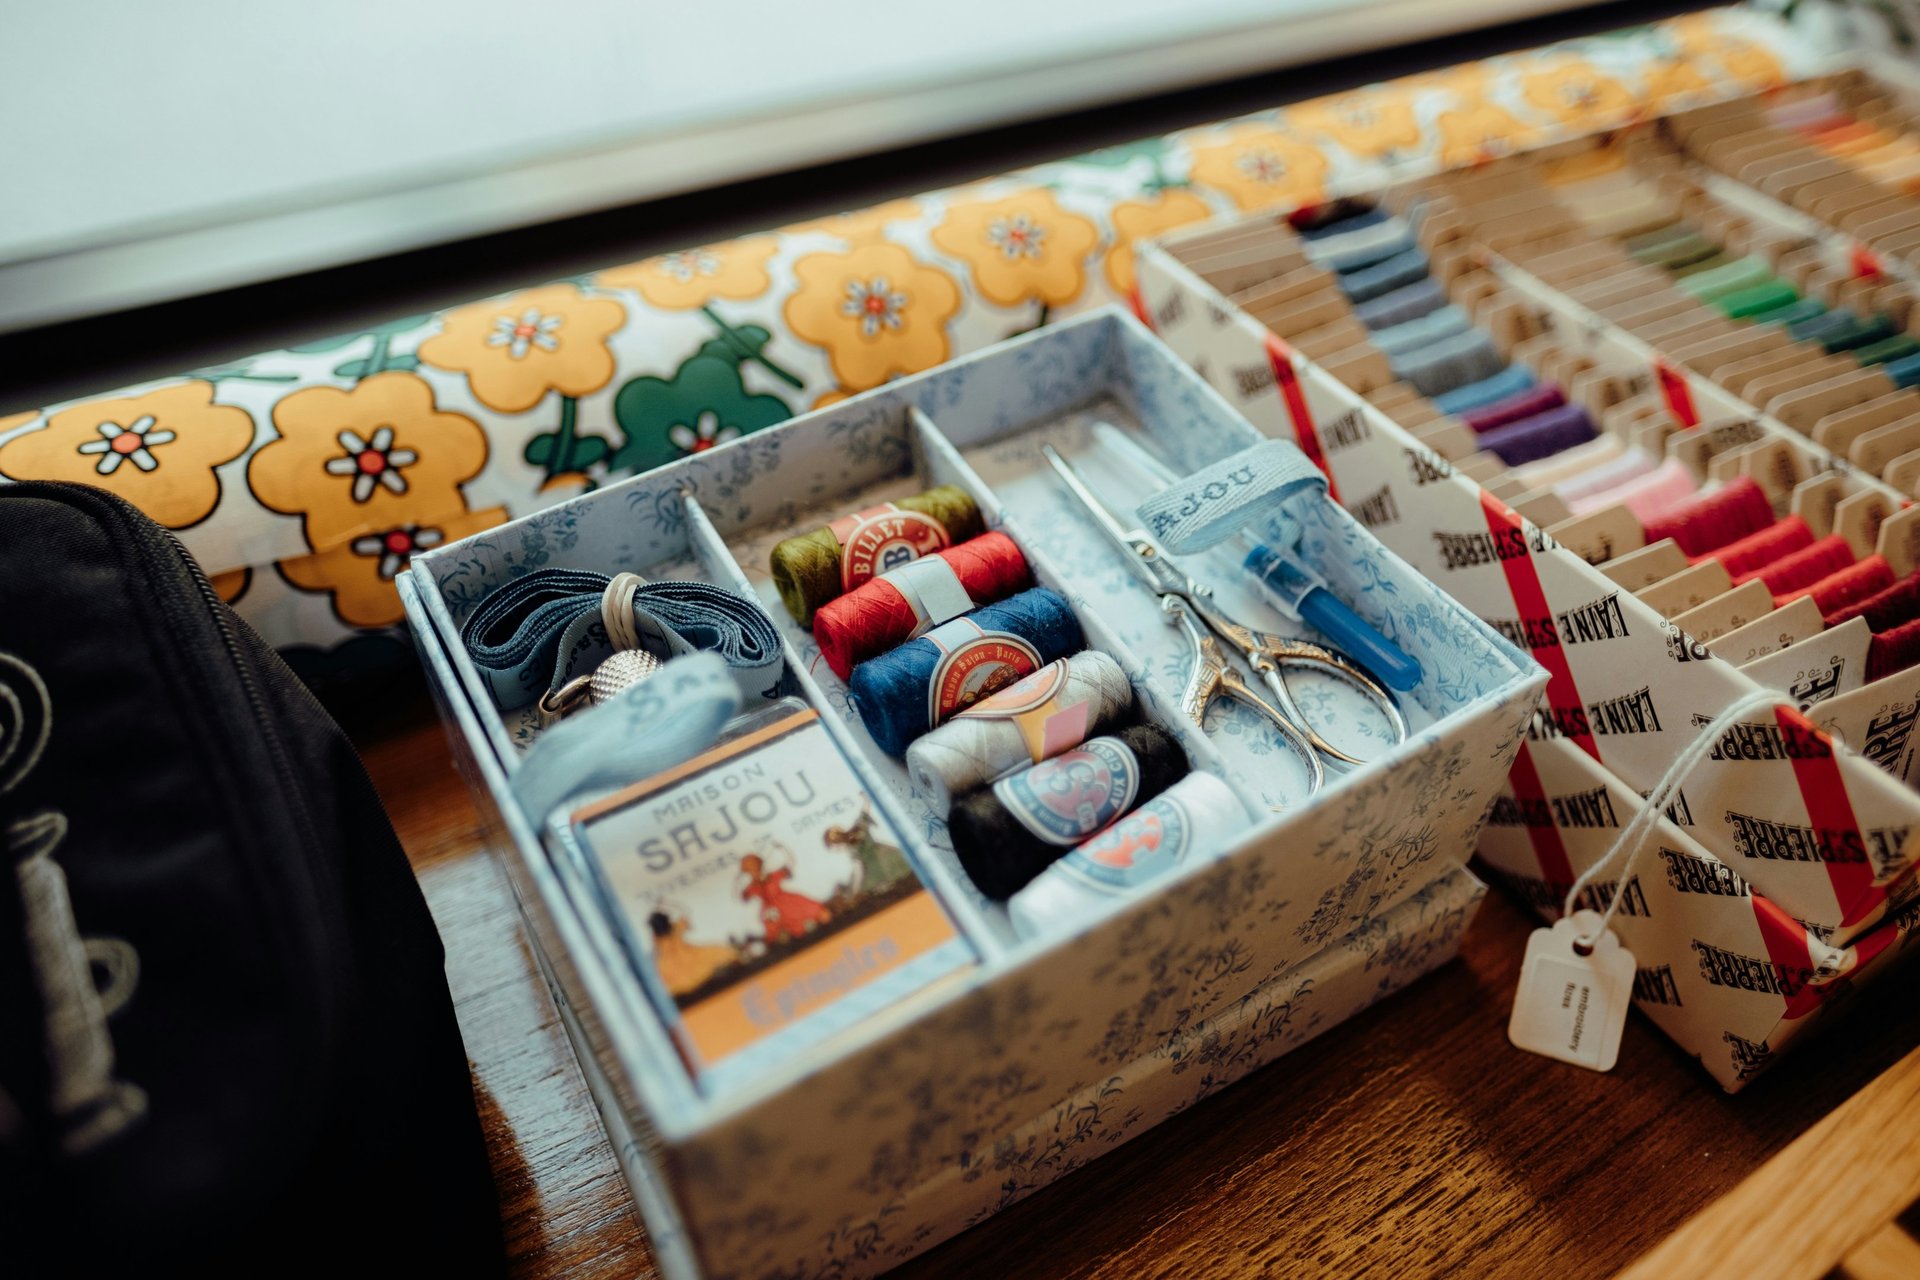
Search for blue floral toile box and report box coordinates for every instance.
[399,309,1546,1278]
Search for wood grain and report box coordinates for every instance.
[1618,1042,1920,1280]
[356,698,1920,1279]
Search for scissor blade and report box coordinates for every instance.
[1041,445,1171,587]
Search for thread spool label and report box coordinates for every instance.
[956,660,1092,762]
[831,504,950,592]
[885,556,975,638]
[1056,795,1189,889]
[923,619,1042,726]
[992,737,1140,847]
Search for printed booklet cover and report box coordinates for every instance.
[564,702,974,1086]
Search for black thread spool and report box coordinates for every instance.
[949,722,1187,900]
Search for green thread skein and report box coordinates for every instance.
[770,485,984,627]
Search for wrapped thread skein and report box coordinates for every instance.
[847,588,1083,757]
[950,723,1188,901]
[905,650,1134,809]
[770,485,984,627]
[1009,772,1251,939]
[814,531,1032,681]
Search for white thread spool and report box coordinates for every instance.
[1008,772,1252,940]
[905,650,1133,810]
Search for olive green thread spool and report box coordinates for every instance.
[770,485,984,627]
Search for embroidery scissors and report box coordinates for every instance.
[1042,446,1407,788]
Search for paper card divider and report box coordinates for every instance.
[1710,594,1824,665]
[1473,231,1908,509]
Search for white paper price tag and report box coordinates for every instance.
[1508,910,1635,1072]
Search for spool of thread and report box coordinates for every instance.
[1510,434,1624,491]
[1370,305,1471,358]
[1352,277,1449,330]
[1392,329,1507,399]
[1823,570,1920,632]
[1339,247,1431,304]
[1462,383,1566,433]
[1477,402,1597,468]
[1641,476,1774,557]
[1570,456,1697,523]
[1432,365,1537,416]
[1557,447,1660,508]
[949,723,1188,901]
[1309,221,1415,273]
[1868,617,1920,682]
[847,587,1083,757]
[905,650,1134,810]
[1298,207,1388,240]
[813,532,1032,681]
[1742,534,1852,597]
[1706,515,1814,577]
[1007,772,1252,939]
[769,485,984,627]
[1791,555,1895,615]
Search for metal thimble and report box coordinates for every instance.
[589,648,662,705]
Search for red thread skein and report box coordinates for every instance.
[1745,535,1854,596]
[814,532,1033,681]
[1868,617,1920,682]
[1823,570,1920,632]
[1782,555,1895,614]
[1703,515,1812,577]
[1641,476,1773,557]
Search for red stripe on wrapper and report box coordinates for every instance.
[1508,742,1575,895]
[1751,895,1827,1020]
[1129,281,1151,329]
[1264,332,1340,503]
[1653,358,1700,428]
[1481,490,1600,760]
[1775,705,1883,928]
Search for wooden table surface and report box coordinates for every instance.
[359,697,1920,1280]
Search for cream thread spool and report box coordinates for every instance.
[904,649,1133,809]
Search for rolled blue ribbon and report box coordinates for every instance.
[1134,440,1327,554]
[512,652,742,820]
[460,567,784,710]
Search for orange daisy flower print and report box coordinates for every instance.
[1186,124,1330,213]
[784,242,961,392]
[418,283,626,414]
[931,188,1100,309]
[0,381,253,529]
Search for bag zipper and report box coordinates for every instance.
[15,484,340,981]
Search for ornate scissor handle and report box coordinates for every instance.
[1161,596,1325,797]
[1252,637,1407,767]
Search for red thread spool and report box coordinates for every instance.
[1868,617,1920,682]
[1746,535,1854,596]
[1786,555,1896,614]
[1641,477,1773,557]
[1823,570,1920,632]
[1708,515,1813,578]
[813,531,1033,681]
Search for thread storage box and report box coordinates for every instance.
[1134,138,1920,1090]
[399,309,1543,1277]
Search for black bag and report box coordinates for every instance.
[0,482,503,1274]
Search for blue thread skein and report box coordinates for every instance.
[847,587,1084,757]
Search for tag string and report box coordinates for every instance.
[1562,688,1787,950]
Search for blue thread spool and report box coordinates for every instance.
[847,587,1084,757]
